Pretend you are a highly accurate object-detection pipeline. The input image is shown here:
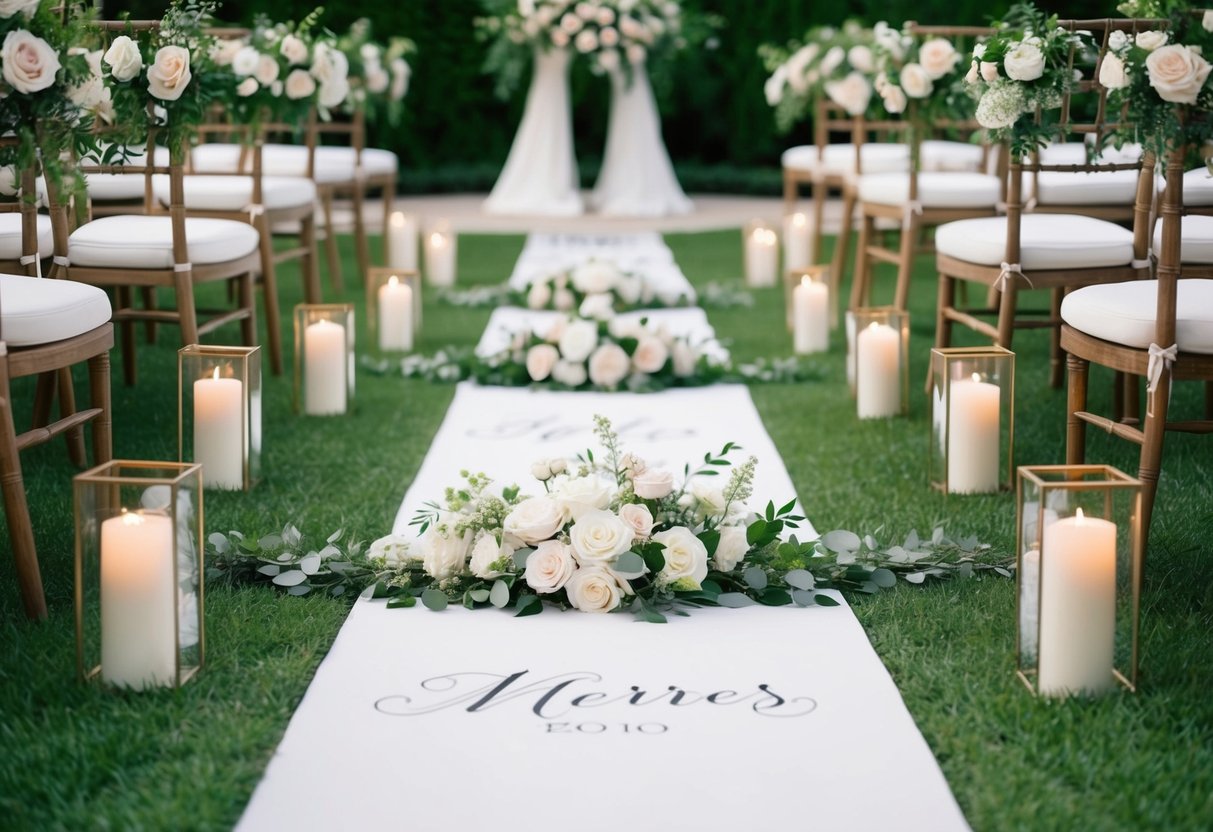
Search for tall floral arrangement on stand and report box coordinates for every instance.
[760,21,879,133]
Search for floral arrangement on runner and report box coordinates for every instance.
[440,277,752,310]
[760,21,880,132]
[207,418,1012,621]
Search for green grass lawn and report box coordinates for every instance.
[1,228,1210,830]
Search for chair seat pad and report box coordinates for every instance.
[781,143,909,176]
[68,216,260,269]
[0,273,111,346]
[920,140,985,172]
[152,175,316,212]
[857,172,1002,209]
[1028,169,1141,207]
[1061,278,1213,354]
[0,214,53,261]
[1182,167,1213,207]
[78,146,172,202]
[936,215,1136,270]
[191,144,398,184]
[1154,214,1213,264]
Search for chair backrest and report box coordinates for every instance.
[1154,139,1186,351]
[0,136,41,277]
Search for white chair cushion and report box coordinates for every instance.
[80,146,172,203]
[0,273,111,346]
[0,214,53,261]
[857,172,1002,209]
[1153,214,1213,264]
[920,140,985,172]
[781,143,909,176]
[1061,278,1213,353]
[1028,169,1142,206]
[152,175,317,212]
[68,216,260,269]
[1182,167,1213,207]
[191,143,398,184]
[936,214,1135,270]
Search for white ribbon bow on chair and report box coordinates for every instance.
[1146,342,1178,394]
[901,200,923,230]
[994,262,1033,292]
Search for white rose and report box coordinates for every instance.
[390,57,411,100]
[284,68,316,99]
[899,63,933,98]
[361,43,381,62]
[597,48,620,72]
[147,45,192,102]
[965,62,980,84]
[631,334,669,373]
[526,280,552,309]
[1003,42,1045,82]
[469,534,512,580]
[973,43,987,60]
[551,29,571,49]
[615,274,642,305]
[310,42,348,84]
[980,61,999,82]
[553,287,575,311]
[1109,30,1128,51]
[568,509,635,567]
[565,566,623,613]
[67,48,104,109]
[1098,53,1129,90]
[103,35,142,82]
[632,468,673,500]
[824,71,872,116]
[600,26,619,47]
[576,2,596,20]
[2,30,61,95]
[525,540,576,593]
[652,527,708,587]
[671,340,698,376]
[691,479,728,519]
[0,166,16,196]
[607,317,643,341]
[847,44,874,73]
[554,475,614,520]
[571,260,620,294]
[597,6,616,25]
[579,292,615,321]
[236,77,259,97]
[280,34,309,65]
[318,77,350,109]
[561,12,584,34]
[819,45,845,76]
[210,38,243,67]
[626,43,646,65]
[271,80,283,97]
[588,343,630,388]
[503,496,567,544]
[1135,31,1168,53]
[531,457,567,481]
[620,15,644,39]
[526,343,559,381]
[551,359,587,387]
[420,513,472,581]
[1204,11,1213,33]
[558,318,599,363]
[232,46,259,77]
[619,503,654,540]
[918,38,960,80]
[0,0,38,18]
[369,532,416,568]
[366,65,390,94]
[713,525,749,572]
[254,54,280,86]
[1146,44,1212,105]
[575,29,598,54]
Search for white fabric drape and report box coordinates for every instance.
[484,48,584,217]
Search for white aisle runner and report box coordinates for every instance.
[238,385,969,832]
[509,232,692,303]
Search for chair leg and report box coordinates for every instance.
[783,170,797,222]
[1113,371,1126,423]
[140,287,158,344]
[0,362,47,620]
[1137,376,1171,562]
[31,372,54,428]
[1048,289,1065,389]
[849,212,874,312]
[299,215,323,304]
[829,186,856,329]
[1065,353,1090,466]
[117,286,138,386]
[57,367,87,467]
[352,179,371,285]
[88,350,112,464]
[893,216,916,311]
[256,224,284,376]
[995,279,1018,350]
[320,189,344,295]
[176,271,200,347]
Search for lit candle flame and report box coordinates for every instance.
[120,509,144,527]
[792,212,806,228]
[1075,507,1085,523]
[430,232,446,247]
[212,367,220,381]
[390,211,405,227]
[971,372,981,384]
[388,275,399,287]
[801,275,811,287]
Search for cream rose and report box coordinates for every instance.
[236,77,259,97]
[551,359,587,387]
[420,513,472,581]
[713,525,749,572]
[1145,44,1212,105]
[503,496,567,545]
[0,0,38,18]
[571,260,620,294]
[255,54,280,86]
[574,29,598,54]
[531,457,567,481]
[568,509,635,567]
[980,61,999,82]
[600,26,619,48]
[284,68,316,99]
[1135,31,1168,53]
[579,292,615,321]
[919,38,960,80]
[631,334,669,374]
[469,534,512,580]
[615,275,642,305]
[652,527,708,587]
[598,6,616,25]
[280,34,309,65]
[554,475,614,520]
[619,503,654,539]
[310,42,347,84]
[526,343,559,381]
[558,318,599,363]
[632,468,673,500]
[2,30,61,95]
[1098,53,1129,90]
[597,48,620,72]
[847,44,874,73]
[318,77,350,109]
[147,45,192,101]
[964,62,979,84]
[691,479,727,518]
[626,43,646,65]
[819,45,845,76]
[553,287,575,311]
[368,532,416,568]
[367,65,390,94]
[607,316,643,341]
[560,12,584,34]
[551,29,571,49]
[525,540,576,593]
[1204,11,1213,33]
[565,566,623,613]
[1003,42,1045,82]
[104,35,142,82]
[588,343,630,388]
[232,46,259,77]
[824,71,872,116]
[899,63,933,98]
[526,279,552,309]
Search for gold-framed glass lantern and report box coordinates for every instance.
[74,461,204,689]
[929,346,1015,494]
[784,264,829,333]
[850,306,909,418]
[1015,465,1143,698]
[423,220,457,287]
[294,304,355,416]
[367,267,421,355]
[178,345,261,491]
[743,218,779,288]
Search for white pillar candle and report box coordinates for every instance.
[793,277,829,354]
[386,212,418,270]
[783,212,814,270]
[193,367,244,490]
[856,322,901,418]
[377,277,414,352]
[100,511,177,689]
[1038,509,1117,696]
[425,230,456,287]
[946,373,1001,494]
[304,319,347,415]
[745,227,778,287]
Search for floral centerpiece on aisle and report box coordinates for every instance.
[519,259,693,313]
[760,21,880,132]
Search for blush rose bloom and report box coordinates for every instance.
[1135,31,1168,53]
[626,44,646,65]
[318,77,350,109]
[652,527,709,586]
[578,292,615,321]
[103,35,142,82]
[899,63,933,98]
[551,359,587,387]
[526,280,552,309]
[236,77,259,97]
[232,46,259,77]
[1003,42,1045,82]
[551,29,571,49]
[713,525,750,572]
[619,503,654,540]
[824,71,872,116]
[632,468,674,500]
[918,38,960,80]
[147,45,192,101]
[525,540,576,593]
[554,475,614,520]
[368,532,416,568]
[254,54,280,86]
[526,343,559,382]
[631,334,669,374]
[565,566,624,613]
[280,34,309,65]
[469,534,512,580]
[848,44,874,73]
[980,61,999,82]
[2,30,61,95]
[571,260,620,294]
[671,341,698,376]
[568,508,635,567]
[1098,54,1129,90]
[284,68,316,100]
[588,343,630,388]
[420,513,472,581]
[503,496,567,545]
[574,29,598,54]
[1145,44,1212,105]
[558,318,599,363]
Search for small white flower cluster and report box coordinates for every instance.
[965,24,1085,132]
[511,0,683,73]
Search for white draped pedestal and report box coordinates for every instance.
[484,47,584,217]
[591,65,693,217]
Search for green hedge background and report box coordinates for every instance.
[111,1,1109,191]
